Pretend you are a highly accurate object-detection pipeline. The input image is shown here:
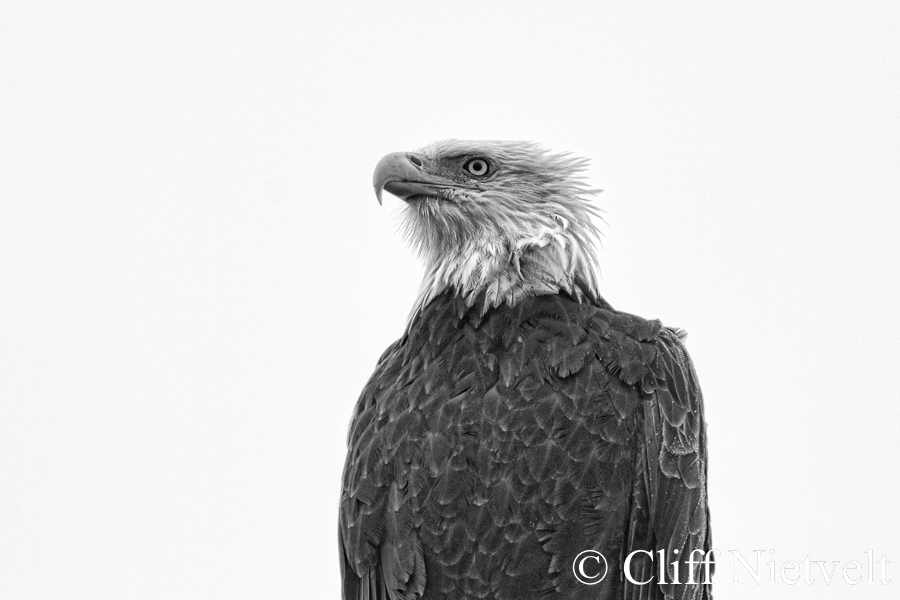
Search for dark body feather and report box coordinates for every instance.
[340,291,712,600]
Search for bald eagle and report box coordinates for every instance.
[339,141,713,600]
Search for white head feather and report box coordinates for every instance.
[376,140,604,323]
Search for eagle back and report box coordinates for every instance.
[339,291,706,600]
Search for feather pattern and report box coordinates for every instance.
[340,292,713,599]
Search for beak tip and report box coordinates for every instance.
[373,151,424,206]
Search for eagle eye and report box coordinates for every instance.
[463,158,490,177]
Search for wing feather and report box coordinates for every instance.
[625,329,713,600]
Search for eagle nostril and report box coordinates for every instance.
[409,154,424,168]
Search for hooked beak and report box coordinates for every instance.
[373,152,453,205]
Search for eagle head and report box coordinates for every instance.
[373,140,602,318]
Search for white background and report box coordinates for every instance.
[1,2,898,599]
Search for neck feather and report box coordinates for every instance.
[407,222,600,325]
